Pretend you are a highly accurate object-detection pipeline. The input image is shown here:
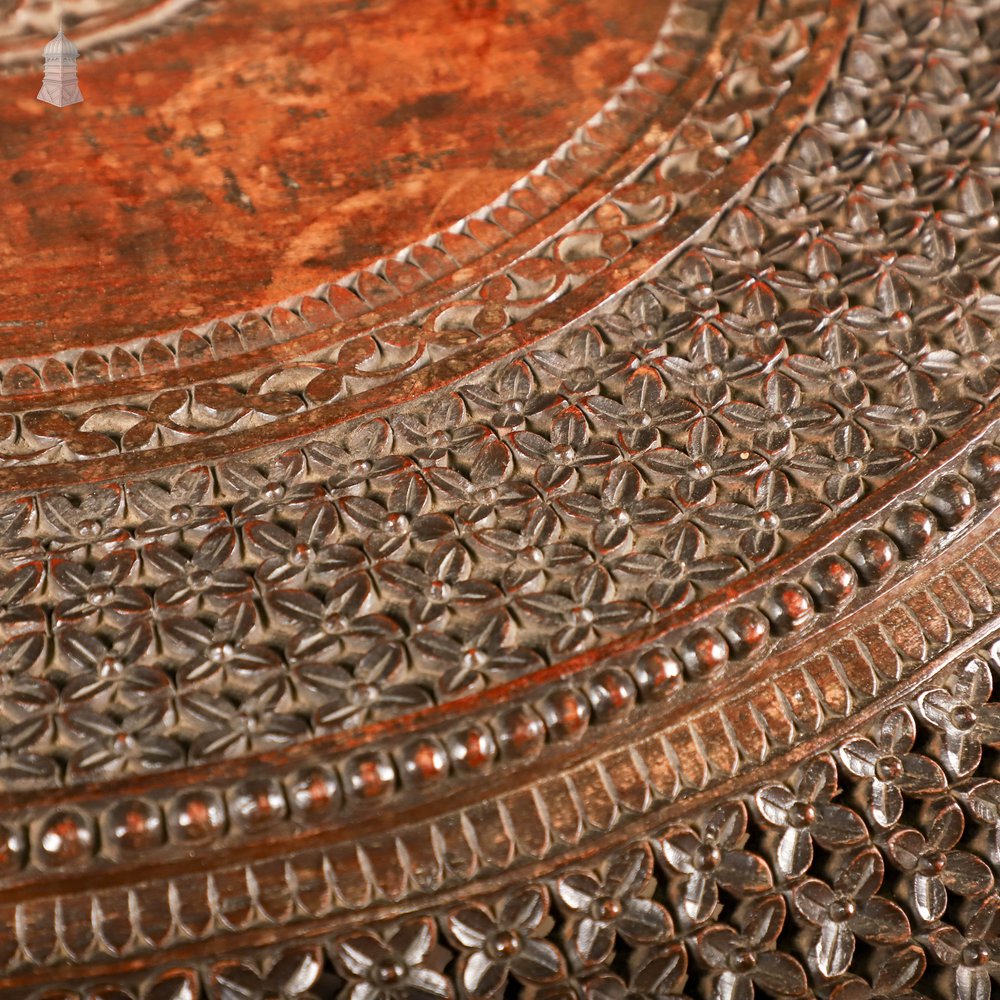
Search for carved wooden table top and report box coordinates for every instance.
[2,0,1000,997]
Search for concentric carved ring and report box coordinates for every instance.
[5,0,1000,996]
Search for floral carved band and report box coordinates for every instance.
[3,0,1000,998]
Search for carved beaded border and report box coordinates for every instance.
[2,414,998,885]
[0,0,709,388]
[14,641,1000,1000]
[5,531,1000,993]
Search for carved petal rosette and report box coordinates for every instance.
[5,0,1000,997]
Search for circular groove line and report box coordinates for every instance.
[0,0,868,919]
[0,0,784,491]
[0,0,704,408]
[0,0,858,818]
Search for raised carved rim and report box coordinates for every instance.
[0,0,849,493]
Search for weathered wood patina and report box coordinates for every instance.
[2,1,1000,998]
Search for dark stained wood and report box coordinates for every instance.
[2,0,1000,997]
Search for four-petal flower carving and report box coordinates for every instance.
[556,843,672,965]
[614,521,744,612]
[183,679,307,761]
[209,947,324,1000]
[65,704,184,781]
[659,327,765,411]
[244,502,338,589]
[792,847,910,977]
[270,576,401,664]
[513,405,619,494]
[788,424,913,508]
[472,505,590,595]
[640,417,765,507]
[162,602,283,691]
[462,358,560,431]
[839,706,946,827]
[557,464,676,553]
[128,466,226,539]
[927,895,1000,1000]
[378,543,501,627]
[887,799,994,923]
[446,885,566,999]
[660,801,772,923]
[413,613,543,700]
[52,551,151,627]
[308,659,431,733]
[224,451,325,524]
[756,754,868,879]
[698,894,808,1000]
[584,365,699,454]
[721,371,838,457]
[700,470,830,563]
[59,622,168,710]
[145,527,252,610]
[532,325,633,396]
[918,657,1000,777]
[516,565,647,655]
[395,393,491,465]
[331,917,452,1000]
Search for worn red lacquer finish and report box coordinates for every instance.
[3,1,1000,998]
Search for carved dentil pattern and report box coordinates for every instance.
[21,648,1000,1000]
[0,0,995,788]
[6,0,1000,994]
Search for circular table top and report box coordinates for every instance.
[3,0,1000,997]
[0,0,661,350]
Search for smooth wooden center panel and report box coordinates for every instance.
[0,0,663,353]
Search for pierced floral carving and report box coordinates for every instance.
[9,0,1000,994]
